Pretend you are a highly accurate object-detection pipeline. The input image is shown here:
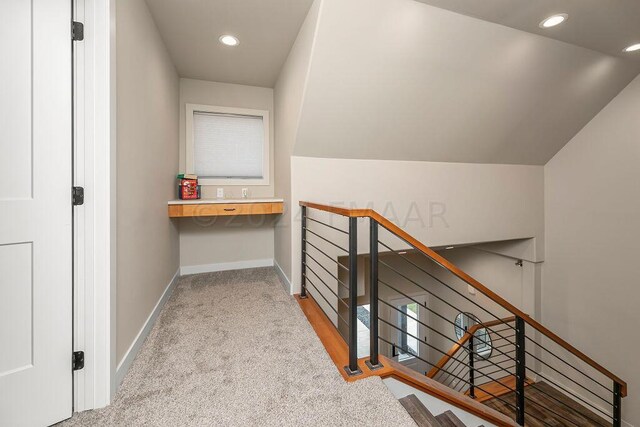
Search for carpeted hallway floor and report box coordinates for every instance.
[61,267,416,426]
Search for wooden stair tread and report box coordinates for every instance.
[399,394,441,427]
[435,410,467,427]
[483,381,612,427]
[465,375,534,403]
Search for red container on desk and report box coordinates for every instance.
[179,179,200,200]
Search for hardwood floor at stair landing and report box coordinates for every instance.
[399,394,440,427]
[483,382,611,427]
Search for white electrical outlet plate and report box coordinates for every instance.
[242,188,248,198]
[217,188,224,199]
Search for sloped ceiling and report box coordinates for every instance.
[415,0,640,58]
[145,0,314,87]
[293,0,640,165]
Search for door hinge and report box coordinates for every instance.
[72,21,84,41]
[72,351,85,371]
[73,186,84,206]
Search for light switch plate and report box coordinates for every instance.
[242,188,248,198]
[216,188,224,199]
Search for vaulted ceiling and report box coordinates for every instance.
[293,0,640,165]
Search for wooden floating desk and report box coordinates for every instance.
[168,198,284,218]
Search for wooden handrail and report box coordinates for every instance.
[300,201,628,396]
[296,293,517,426]
[426,317,515,379]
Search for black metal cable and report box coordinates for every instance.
[385,319,577,427]
[525,367,614,417]
[304,280,350,330]
[378,337,559,427]
[489,352,516,366]
[304,213,611,426]
[306,216,349,235]
[448,361,472,391]
[379,316,517,389]
[437,358,465,383]
[525,337,613,394]
[305,227,349,253]
[493,341,516,351]
[378,278,516,364]
[523,347,614,404]
[480,364,515,379]
[377,239,517,332]
[526,382,613,424]
[303,270,348,309]
[304,252,349,291]
[378,259,518,349]
[304,239,349,271]
[436,357,465,382]
[378,295,517,378]
[490,326,515,334]
[377,336,519,412]
[497,334,516,341]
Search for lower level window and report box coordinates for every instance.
[397,302,419,360]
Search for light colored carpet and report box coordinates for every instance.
[61,267,416,426]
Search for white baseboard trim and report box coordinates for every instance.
[274,259,292,294]
[115,268,180,390]
[180,258,274,276]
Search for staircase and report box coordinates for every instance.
[400,394,481,427]
[297,201,627,426]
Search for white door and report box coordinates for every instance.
[0,0,73,425]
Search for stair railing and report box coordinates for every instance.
[426,317,516,393]
[300,201,626,426]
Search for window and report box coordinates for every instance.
[397,302,419,361]
[357,305,370,359]
[185,104,270,185]
[454,312,492,359]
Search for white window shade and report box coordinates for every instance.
[193,112,264,179]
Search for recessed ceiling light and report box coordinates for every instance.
[539,14,568,29]
[623,43,640,53]
[445,246,455,250]
[219,35,239,46]
[398,251,407,255]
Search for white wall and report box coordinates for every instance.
[293,0,639,165]
[273,0,323,281]
[290,156,544,293]
[116,0,179,363]
[544,74,640,424]
[177,79,276,271]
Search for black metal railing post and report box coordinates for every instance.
[613,382,622,427]
[345,216,361,376]
[367,219,382,370]
[468,330,475,399]
[515,316,526,426]
[300,206,307,298]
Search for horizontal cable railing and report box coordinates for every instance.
[300,205,361,375]
[299,201,626,426]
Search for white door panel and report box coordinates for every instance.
[0,0,73,425]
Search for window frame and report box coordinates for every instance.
[397,302,419,361]
[185,103,270,186]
